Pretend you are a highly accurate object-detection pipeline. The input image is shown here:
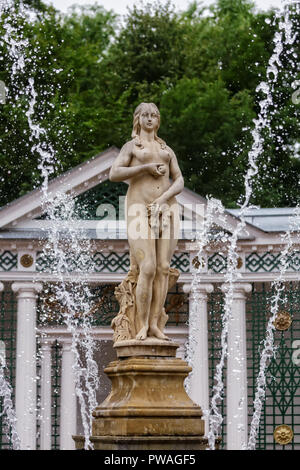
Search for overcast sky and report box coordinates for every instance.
[43,0,287,15]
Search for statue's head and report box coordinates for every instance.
[132,102,160,137]
[132,102,165,148]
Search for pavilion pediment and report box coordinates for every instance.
[0,147,119,229]
[0,146,270,243]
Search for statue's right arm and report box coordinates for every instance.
[109,142,148,182]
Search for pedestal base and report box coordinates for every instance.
[92,356,204,437]
[114,338,179,358]
[73,435,208,450]
[73,342,208,450]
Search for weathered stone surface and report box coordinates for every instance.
[72,104,208,451]
[109,102,184,343]
[73,342,210,450]
[91,356,204,440]
[114,337,179,358]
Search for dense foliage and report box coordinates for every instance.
[0,0,299,208]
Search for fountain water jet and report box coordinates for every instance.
[0,336,20,449]
[1,0,99,449]
[0,0,299,452]
[246,205,300,450]
[188,0,299,450]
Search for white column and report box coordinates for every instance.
[184,282,213,432]
[12,281,43,450]
[221,282,252,450]
[60,339,77,450]
[40,339,52,450]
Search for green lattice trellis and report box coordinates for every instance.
[246,251,300,273]
[171,252,190,273]
[35,341,61,450]
[89,284,119,326]
[93,252,130,273]
[288,251,300,272]
[246,252,282,273]
[51,342,61,450]
[208,253,227,273]
[1,247,299,274]
[36,251,190,274]
[74,181,127,220]
[207,288,227,448]
[247,282,300,450]
[207,251,300,273]
[0,251,17,272]
[36,251,94,273]
[267,338,300,415]
[2,279,300,450]
[36,340,62,450]
[207,283,300,450]
[37,282,189,328]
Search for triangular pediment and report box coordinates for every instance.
[0,147,119,228]
[0,146,269,241]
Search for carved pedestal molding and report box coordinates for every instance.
[184,282,214,432]
[40,338,53,450]
[176,342,186,360]
[221,282,252,450]
[60,338,77,450]
[73,340,209,450]
[12,281,43,450]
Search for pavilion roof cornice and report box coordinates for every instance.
[0,271,298,284]
[0,146,272,240]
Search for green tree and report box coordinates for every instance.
[0,2,117,205]
[159,77,255,204]
[0,0,298,209]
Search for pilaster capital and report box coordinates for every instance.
[183,282,214,296]
[221,282,252,299]
[12,282,43,298]
[0,282,4,292]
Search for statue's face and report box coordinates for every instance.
[139,105,159,133]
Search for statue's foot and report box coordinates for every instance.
[148,326,170,341]
[135,326,148,340]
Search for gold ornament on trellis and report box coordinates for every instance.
[273,425,293,445]
[192,256,205,270]
[273,310,292,331]
[20,254,34,268]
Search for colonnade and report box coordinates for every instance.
[6,280,252,450]
[186,281,252,450]
[39,338,77,450]
[8,282,77,450]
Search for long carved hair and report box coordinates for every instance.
[131,102,166,149]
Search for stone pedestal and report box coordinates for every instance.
[73,341,208,450]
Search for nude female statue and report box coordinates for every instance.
[109,103,184,341]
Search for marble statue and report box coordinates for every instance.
[73,106,206,453]
[109,102,184,342]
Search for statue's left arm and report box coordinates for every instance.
[153,149,184,205]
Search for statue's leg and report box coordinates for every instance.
[149,211,178,340]
[128,233,156,341]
